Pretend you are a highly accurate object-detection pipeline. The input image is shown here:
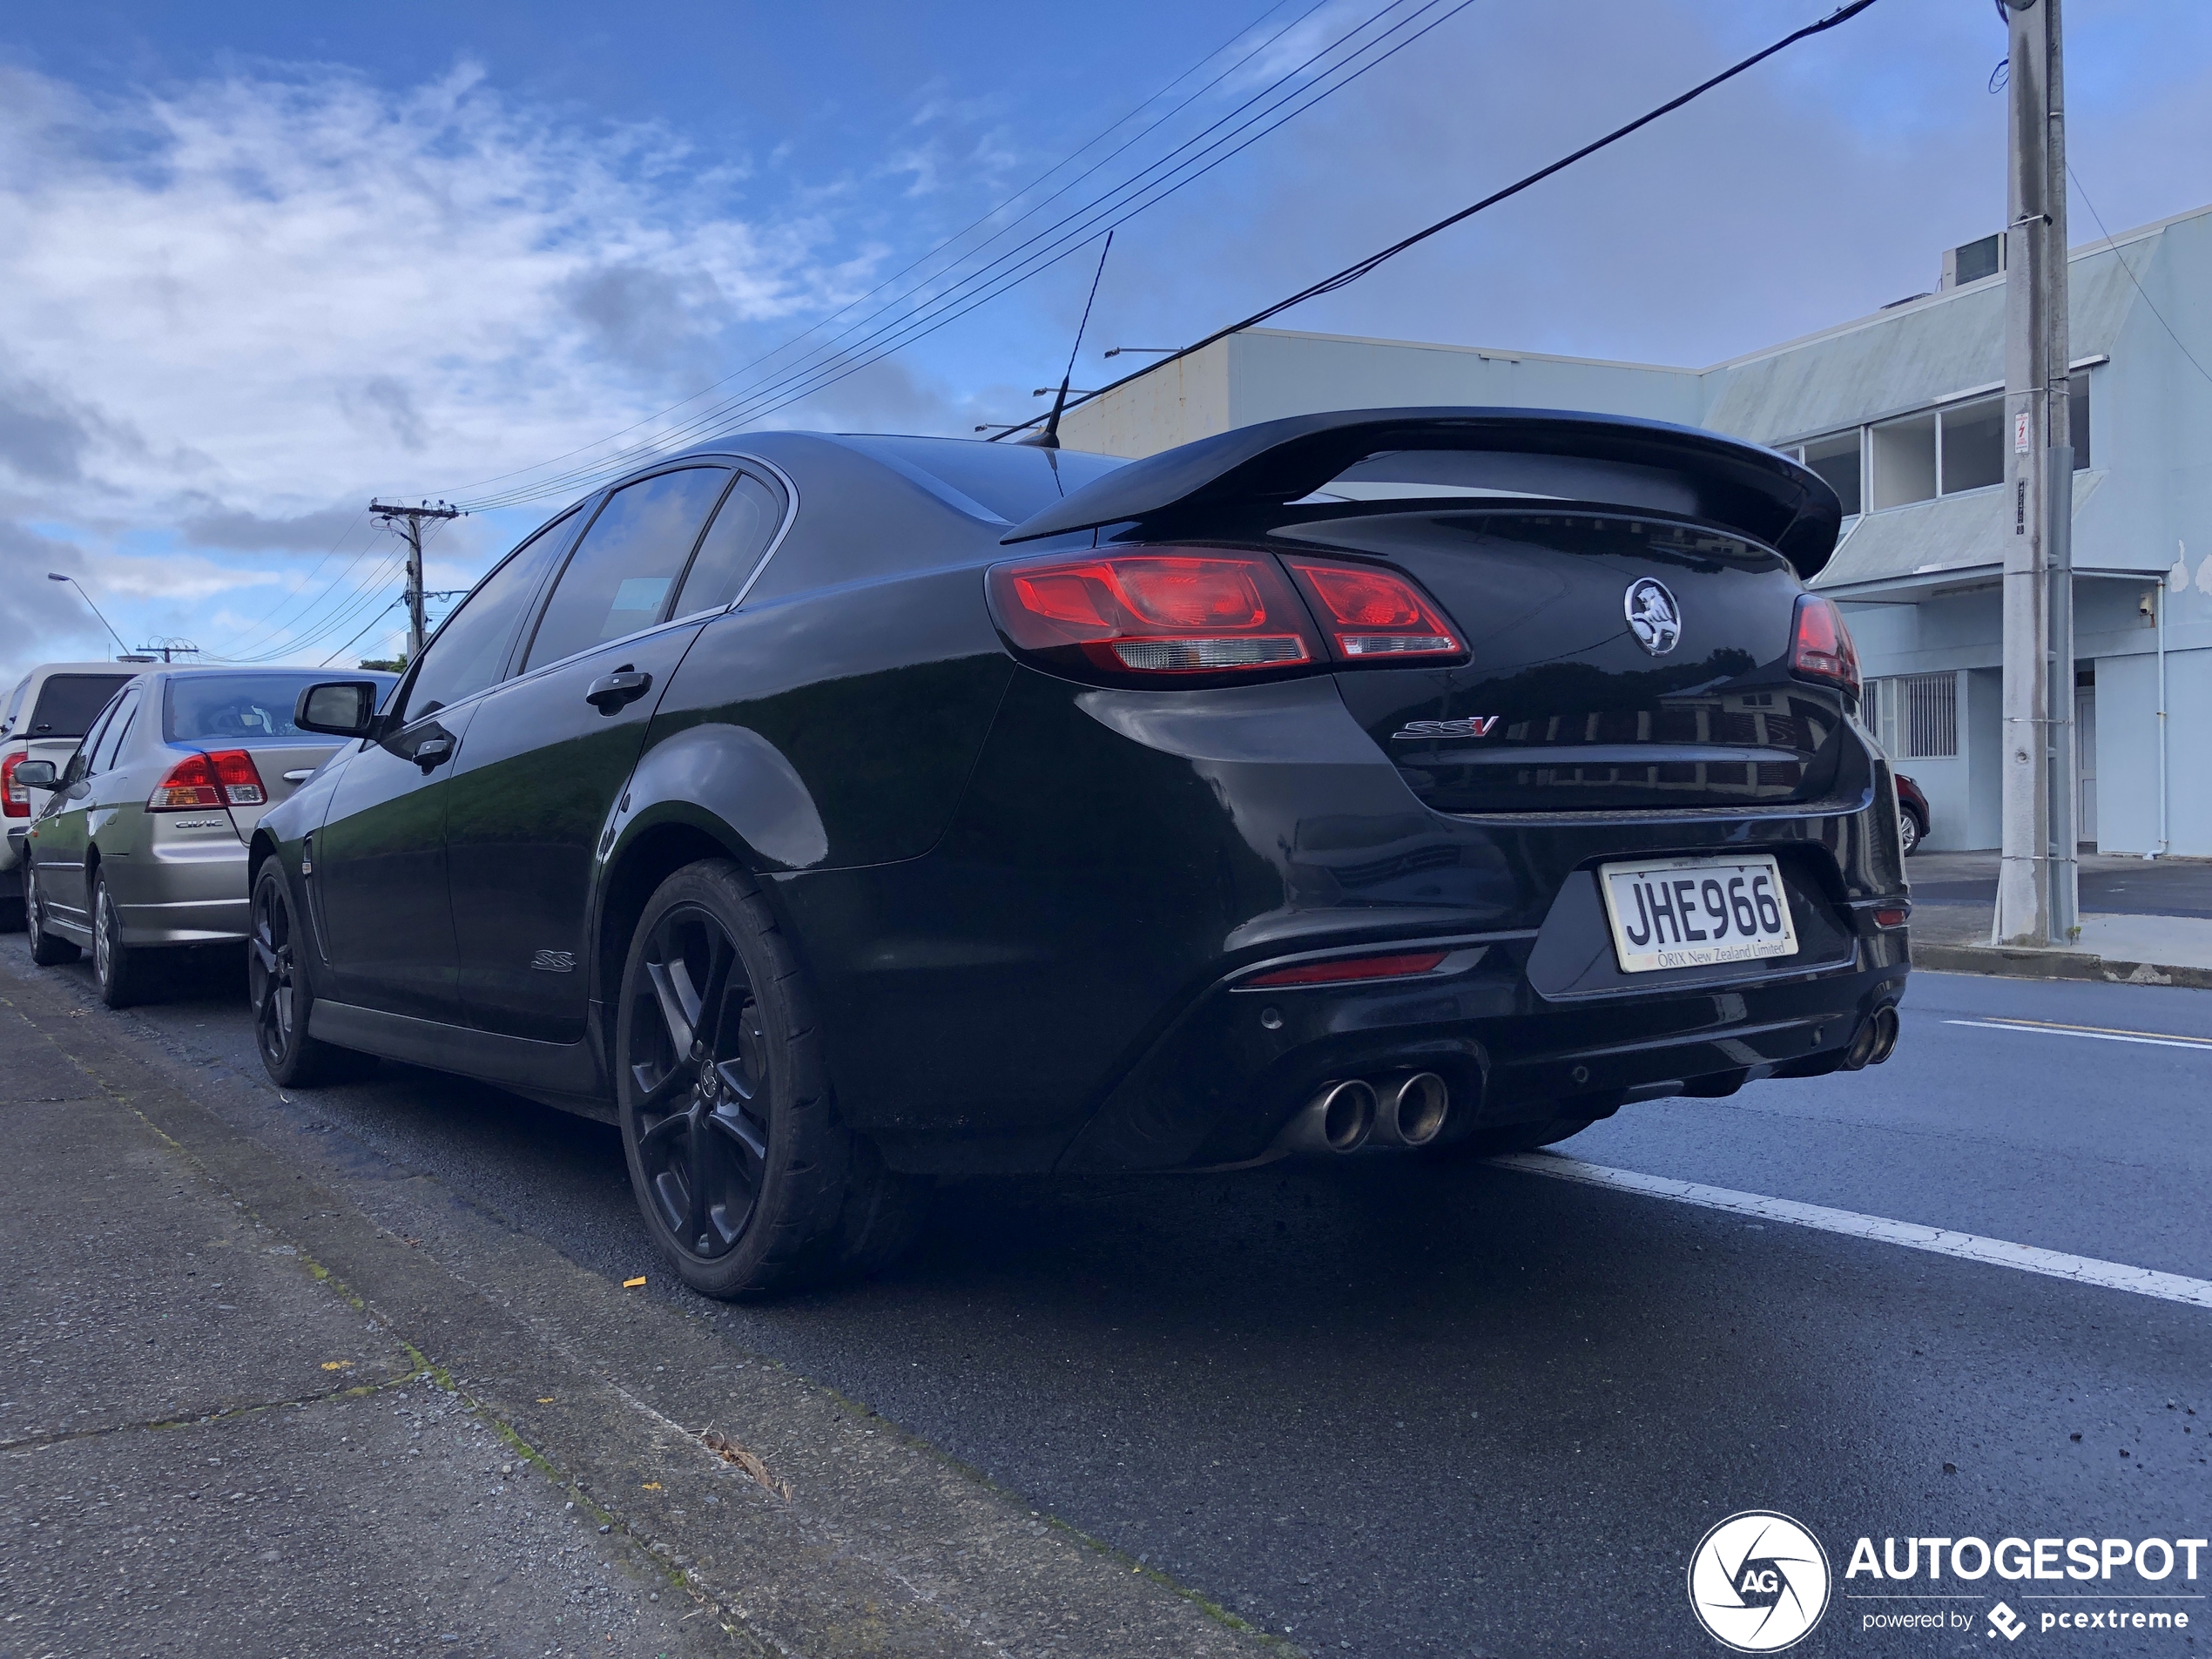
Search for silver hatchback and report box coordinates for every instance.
[20,666,395,1006]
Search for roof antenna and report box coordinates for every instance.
[1022,231,1112,450]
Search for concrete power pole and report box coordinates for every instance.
[369,501,462,664]
[1993,0,2075,947]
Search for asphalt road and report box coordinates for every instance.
[9,936,2209,1658]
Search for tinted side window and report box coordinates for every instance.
[523,467,729,673]
[401,512,577,723]
[30,673,135,738]
[66,696,123,786]
[93,691,139,772]
[672,473,783,616]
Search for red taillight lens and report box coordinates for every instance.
[990,550,1319,678]
[2,752,28,818]
[1241,949,1449,988]
[149,749,265,812]
[1283,559,1463,659]
[1789,594,1860,699]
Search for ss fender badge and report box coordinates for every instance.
[530,949,577,973]
[1392,716,1500,741]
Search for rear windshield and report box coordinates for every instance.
[165,673,397,743]
[836,435,1126,524]
[27,673,134,738]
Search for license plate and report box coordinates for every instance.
[1595,854,1798,974]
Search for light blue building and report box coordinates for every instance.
[1062,204,2212,855]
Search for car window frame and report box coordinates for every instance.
[666,462,796,624]
[92,688,141,774]
[384,505,588,736]
[511,462,736,680]
[64,691,126,788]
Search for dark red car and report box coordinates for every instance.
[1895,773,1929,855]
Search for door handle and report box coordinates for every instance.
[585,668,652,713]
[412,734,455,772]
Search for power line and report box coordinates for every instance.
[994,0,1884,442]
[2067,162,2212,391]
[454,0,1456,509]
[432,0,1332,506]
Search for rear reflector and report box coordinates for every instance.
[1873,907,1909,928]
[989,550,1319,682]
[1241,949,1450,988]
[149,749,266,811]
[1789,593,1860,699]
[1283,558,1462,659]
[1,752,29,818]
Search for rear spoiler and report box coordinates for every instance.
[1000,407,1844,580]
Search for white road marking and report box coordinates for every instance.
[1944,1016,2212,1052]
[1492,1154,2212,1310]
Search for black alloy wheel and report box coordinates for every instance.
[248,861,360,1086]
[625,901,774,1261]
[92,872,152,1008]
[24,861,80,967]
[616,860,925,1298]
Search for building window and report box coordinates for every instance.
[1801,430,1862,516]
[1939,395,2006,493]
[2069,369,2091,468]
[1871,412,1938,509]
[1887,672,1958,759]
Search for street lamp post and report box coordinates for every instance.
[45,573,133,658]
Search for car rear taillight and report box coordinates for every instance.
[149,749,266,811]
[988,549,1322,679]
[1,752,28,818]
[987,546,1465,683]
[1282,558,1463,659]
[1240,949,1449,988]
[1789,594,1860,700]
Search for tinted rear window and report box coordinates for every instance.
[836,436,1126,524]
[165,673,397,743]
[28,673,134,738]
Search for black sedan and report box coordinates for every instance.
[253,408,1910,1296]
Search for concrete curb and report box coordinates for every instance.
[1915,941,2212,990]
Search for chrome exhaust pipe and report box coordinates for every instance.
[1866,1005,1900,1065]
[1279,1080,1378,1154]
[1371,1071,1450,1148]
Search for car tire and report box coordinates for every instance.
[615,859,925,1298]
[24,863,80,967]
[248,861,363,1087]
[1898,810,1923,857]
[92,872,155,1008]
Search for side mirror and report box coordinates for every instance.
[294,681,381,738]
[11,759,57,788]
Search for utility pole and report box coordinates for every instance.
[370,501,461,662]
[1993,0,2074,947]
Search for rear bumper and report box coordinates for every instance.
[1057,923,1906,1171]
[114,842,251,946]
[3,826,24,881]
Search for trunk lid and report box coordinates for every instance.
[1280,507,1849,815]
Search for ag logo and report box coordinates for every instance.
[1625,577,1683,656]
[1687,1510,1831,1652]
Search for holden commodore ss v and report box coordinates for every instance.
[251,408,1909,1297]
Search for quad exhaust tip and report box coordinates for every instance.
[1283,1072,1452,1155]
[1843,1005,1901,1071]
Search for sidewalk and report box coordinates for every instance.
[0,990,719,1656]
[0,953,1284,1659]
[1908,849,2212,988]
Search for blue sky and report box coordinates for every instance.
[2,1,2208,677]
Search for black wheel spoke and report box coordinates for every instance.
[636,1107,692,1157]
[705,1101,768,1169]
[632,1060,697,1115]
[645,959,697,1055]
[690,938,738,1055]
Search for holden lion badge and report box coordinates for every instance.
[1625,577,1683,656]
[1686,1510,1831,1652]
